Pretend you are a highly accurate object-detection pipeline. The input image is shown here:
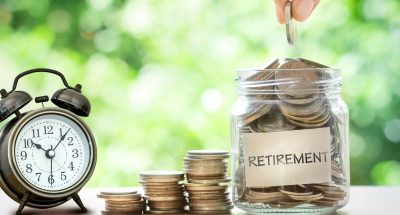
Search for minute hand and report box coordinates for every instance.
[53,128,71,151]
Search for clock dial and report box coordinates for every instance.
[14,114,91,192]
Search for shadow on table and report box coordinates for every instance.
[244,212,349,215]
[21,208,87,215]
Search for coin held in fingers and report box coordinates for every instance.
[285,0,297,46]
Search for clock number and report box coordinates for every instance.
[20,151,27,160]
[36,173,42,182]
[23,139,34,148]
[26,164,33,173]
[72,149,79,158]
[48,175,55,185]
[44,125,53,134]
[67,137,74,146]
[68,162,75,171]
[32,129,40,138]
[61,172,67,181]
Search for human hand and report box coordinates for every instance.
[274,0,320,24]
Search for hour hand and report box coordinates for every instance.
[32,142,47,152]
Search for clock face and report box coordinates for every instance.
[14,113,91,192]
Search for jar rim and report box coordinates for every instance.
[235,67,342,96]
[237,67,340,73]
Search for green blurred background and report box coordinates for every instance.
[0,0,399,187]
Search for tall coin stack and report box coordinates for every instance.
[97,190,145,215]
[140,171,187,214]
[184,150,233,214]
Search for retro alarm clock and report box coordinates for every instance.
[0,68,96,214]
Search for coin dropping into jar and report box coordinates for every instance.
[285,0,297,45]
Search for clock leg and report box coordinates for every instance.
[72,193,87,212]
[16,193,30,215]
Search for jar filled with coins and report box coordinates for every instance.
[231,58,349,214]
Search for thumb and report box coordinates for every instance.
[292,0,318,22]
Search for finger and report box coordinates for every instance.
[312,0,320,11]
[274,0,286,24]
[292,0,316,22]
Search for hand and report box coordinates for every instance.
[50,145,54,186]
[53,128,71,151]
[274,0,320,24]
[32,141,47,152]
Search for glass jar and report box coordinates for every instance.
[230,58,349,214]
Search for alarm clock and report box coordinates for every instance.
[0,68,97,215]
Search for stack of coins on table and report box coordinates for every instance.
[97,190,145,215]
[140,171,187,214]
[184,150,233,214]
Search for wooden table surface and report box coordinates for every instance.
[0,186,399,215]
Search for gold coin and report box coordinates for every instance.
[97,193,142,201]
[188,178,230,185]
[140,171,184,182]
[189,204,233,211]
[145,195,185,201]
[102,211,143,215]
[146,209,187,214]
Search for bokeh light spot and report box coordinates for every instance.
[384,119,400,143]
[94,29,120,52]
[201,89,223,112]
[372,160,400,185]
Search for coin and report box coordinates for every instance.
[187,150,230,157]
[101,211,143,215]
[254,109,296,132]
[98,190,145,214]
[276,61,319,98]
[279,99,324,117]
[140,171,184,181]
[238,103,273,127]
[297,58,329,68]
[97,190,142,201]
[285,0,297,45]
[141,170,187,214]
[184,150,232,214]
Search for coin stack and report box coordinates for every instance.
[140,171,187,214]
[236,58,347,208]
[97,190,145,215]
[184,150,233,214]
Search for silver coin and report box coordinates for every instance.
[234,164,246,199]
[255,111,296,132]
[187,150,230,156]
[276,61,320,99]
[285,0,297,46]
[297,58,329,68]
[239,103,273,126]
[285,116,329,128]
[279,99,324,117]
[277,93,320,105]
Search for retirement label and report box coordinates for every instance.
[243,127,332,187]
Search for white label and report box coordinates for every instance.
[243,127,331,187]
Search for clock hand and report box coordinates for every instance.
[32,141,47,152]
[53,128,71,151]
[50,145,54,187]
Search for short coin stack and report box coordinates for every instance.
[97,190,145,215]
[140,171,187,214]
[184,150,233,214]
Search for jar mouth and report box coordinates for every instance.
[236,67,342,96]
